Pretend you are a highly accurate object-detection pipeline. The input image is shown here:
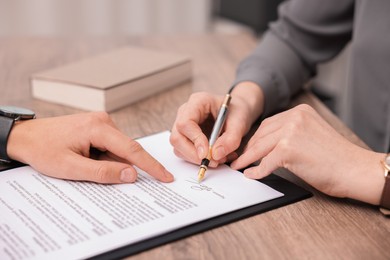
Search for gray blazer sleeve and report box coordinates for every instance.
[233,0,354,117]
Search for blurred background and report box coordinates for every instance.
[0,0,349,117]
[0,0,282,36]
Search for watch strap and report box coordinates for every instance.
[0,115,15,162]
[380,174,390,210]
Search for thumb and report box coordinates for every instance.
[211,116,247,161]
[212,130,242,161]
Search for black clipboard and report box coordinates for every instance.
[91,172,312,260]
[0,161,25,172]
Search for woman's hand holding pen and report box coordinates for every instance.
[170,81,385,205]
[170,82,264,167]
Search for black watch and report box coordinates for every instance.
[0,106,35,163]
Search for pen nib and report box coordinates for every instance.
[197,167,206,183]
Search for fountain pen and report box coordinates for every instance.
[197,93,232,182]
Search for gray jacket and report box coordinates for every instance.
[234,0,390,152]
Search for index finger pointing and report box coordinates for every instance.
[90,125,174,183]
[124,140,174,183]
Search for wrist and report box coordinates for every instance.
[344,150,385,205]
[0,106,35,163]
[7,120,32,163]
[379,153,390,210]
[231,81,264,124]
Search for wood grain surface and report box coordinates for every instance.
[0,34,388,260]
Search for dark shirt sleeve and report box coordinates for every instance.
[233,0,354,117]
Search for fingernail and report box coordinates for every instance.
[120,168,136,183]
[197,146,205,159]
[214,146,226,160]
[164,169,174,182]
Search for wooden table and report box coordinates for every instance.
[1,34,389,259]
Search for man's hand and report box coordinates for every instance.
[7,112,174,184]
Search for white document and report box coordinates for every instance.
[0,131,283,260]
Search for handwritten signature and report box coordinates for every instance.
[186,179,212,191]
[185,179,225,199]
